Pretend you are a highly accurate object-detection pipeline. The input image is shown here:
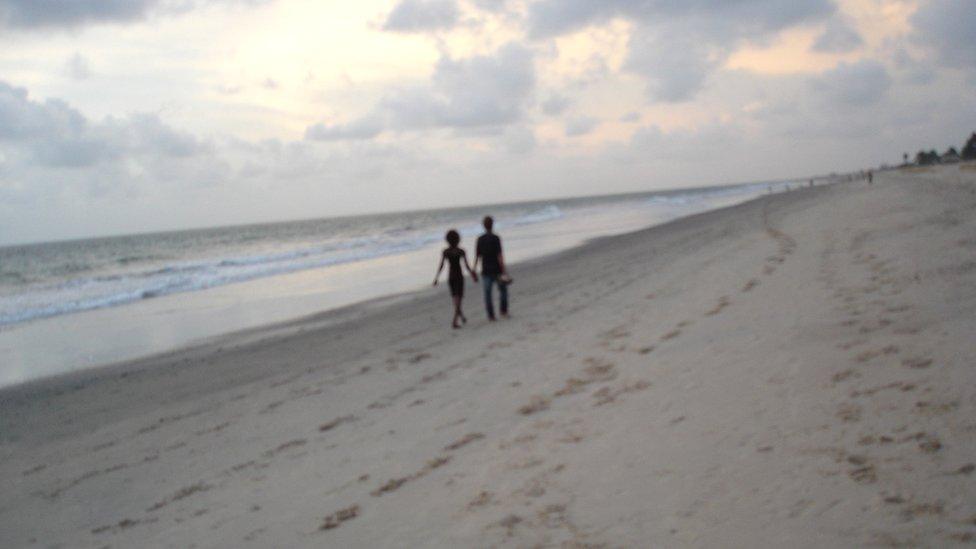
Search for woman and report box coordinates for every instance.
[433,229,479,328]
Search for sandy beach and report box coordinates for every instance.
[2,165,975,547]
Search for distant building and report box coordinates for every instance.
[941,147,961,164]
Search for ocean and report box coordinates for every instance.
[0,180,793,386]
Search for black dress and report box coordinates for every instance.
[443,248,466,297]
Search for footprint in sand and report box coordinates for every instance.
[705,296,731,316]
[831,369,859,384]
[660,329,681,341]
[854,345,899,363]
[902,357,933,369]
[262,439,307,459]
[319,415,356,432]
[147,482,214,512]
[836,403,862,423]
[371,456,452,496]
[742,279,759,292]
[319,505,360,531]
[444,433,485,452]
[848,464,877,484]
[467,491,495,510]
[518,396,551,416]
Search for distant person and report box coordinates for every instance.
[433,229,478,329]
[868,170,873,184]
[474,216,510,321]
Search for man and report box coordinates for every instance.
[474,216,508,321]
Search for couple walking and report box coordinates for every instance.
[433,216,510,329]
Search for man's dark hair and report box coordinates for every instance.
[445,229,460,246]
[483,216,494,231]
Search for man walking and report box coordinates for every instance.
[474,216,509,321]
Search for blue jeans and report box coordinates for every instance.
[482,274,508,319]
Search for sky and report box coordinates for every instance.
[0,0,974,245]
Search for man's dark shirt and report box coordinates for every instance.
[476,233,502,276]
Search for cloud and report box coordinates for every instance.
[526,0,835,102]
[471,0,509,13]
[526,0,835,40]
[64,53,92,80]
[540,93,571,116]
[810,60,891,107]
[304,42,535,140]
[381,0,459,33]
[305,116,385,141]
[910,0,976,70]
[624,25,717,102]
[625,121,742,164]
[0,80,209,169]
[812,18,863,53]
[394,42,536,128]
[565,116,599,137]
[0,0,268,30]
[619,111,641,123]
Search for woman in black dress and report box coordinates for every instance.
[433,229,479,328]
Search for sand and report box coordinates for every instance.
[2,164,975,548]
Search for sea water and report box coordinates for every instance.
[0,181,794,386]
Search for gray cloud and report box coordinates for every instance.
[0,0,268,30]
[565,116,599,137]
[0,80,209,169]
[911,0,976,70]
[64,53,93,80]
[305,116,385,141]
[812,18,863,53]
[471,0,509,13]
[619,111,641,123]
[526,0,835,102]
[540,93,571,116]
[810,60,891,107]
[624,25,717,102]
[390,42,535,127]
[382,0,459,33]
[305,42,535,140]
[526,0,834,40]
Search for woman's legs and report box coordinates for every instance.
[452,295,463,328]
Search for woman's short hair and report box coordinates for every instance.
[445,229,460,246]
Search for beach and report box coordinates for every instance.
[2,164,975,547]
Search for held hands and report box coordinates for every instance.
[432,278,438,286]
[471,273,479,282]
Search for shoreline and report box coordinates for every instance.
[3,165,974,547]
[0,182,792,392]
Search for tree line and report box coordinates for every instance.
[905,131,976,166]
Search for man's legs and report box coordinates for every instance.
[482,275,496,319]
[498,280,508,316]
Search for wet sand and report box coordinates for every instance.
[2,164,975,547]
